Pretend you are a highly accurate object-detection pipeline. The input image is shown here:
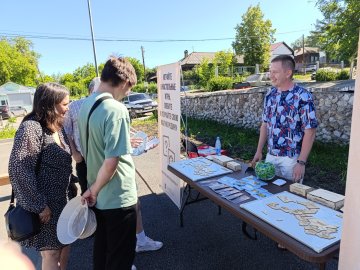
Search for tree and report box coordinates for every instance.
[194,58,215,88]
[0,37,39,86]
[309,0,360,64]
[126,57,144,83]
[213,50,235,77]
[232,4,275,71]
[291,36,319,50]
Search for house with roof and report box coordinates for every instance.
[270,42,294,60]
[179,50,244,71]
[294,47,323,64]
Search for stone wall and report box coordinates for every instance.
[180,81,355,144]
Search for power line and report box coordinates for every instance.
[0,29,311,43]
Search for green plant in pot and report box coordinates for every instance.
[255,161,275,181]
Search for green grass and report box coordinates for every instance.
[183,117,349,192]
[0,124,17,139]
[293,74,312,81]
[183,117,260,161]
[132,113,158,127]
[7,117,17,124]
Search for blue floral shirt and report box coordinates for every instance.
[262,84,317,157]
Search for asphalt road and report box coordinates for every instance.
[0,142,339,270]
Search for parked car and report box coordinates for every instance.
[301,64,317,73]
[0,105,27,119]
[122,93,158,119]
[233,82,251,89]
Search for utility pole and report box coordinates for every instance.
[141,46,146,83]
[87,0,99,77]
[302,34,305,75]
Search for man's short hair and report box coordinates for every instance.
[88,77,101,93]
[101,57,137,87]
[271,55,295,75]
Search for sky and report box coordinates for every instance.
[0,0,323,76]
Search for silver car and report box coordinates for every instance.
[122,93,158,119]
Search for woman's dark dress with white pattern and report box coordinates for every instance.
[8,119,72,251]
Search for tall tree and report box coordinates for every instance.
[126,57,144,83]
[310,0,360,63]
[0,37,39,86]
[232,4,275,70]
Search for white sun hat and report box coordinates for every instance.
[57,196,97,244]
[79,208,97,239]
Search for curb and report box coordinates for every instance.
[0,138,14,143]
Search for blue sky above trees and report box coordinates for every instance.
[0,0,322,75]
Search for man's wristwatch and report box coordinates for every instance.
[297,160,307,166]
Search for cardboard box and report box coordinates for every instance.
[289,183,314,197]
[226,161,242,171]
[307,189,345,210]
[212,155,234,166]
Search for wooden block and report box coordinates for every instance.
[307,189,345,210]
[212,155,234,166]
[289,183,314,197]
[205,155,214,161]
[226,161,242,171]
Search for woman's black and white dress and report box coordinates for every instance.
[8,119,72,251]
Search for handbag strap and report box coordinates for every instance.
[10,126,44,206]
[85,96,112,160]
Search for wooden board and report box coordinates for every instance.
[241,191,342,253]
[168,157,232,182]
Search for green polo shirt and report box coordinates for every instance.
[78,92,137,210]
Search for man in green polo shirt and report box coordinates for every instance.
[78,57,138,270]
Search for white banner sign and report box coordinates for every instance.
[157,62,182,208]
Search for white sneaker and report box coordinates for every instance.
[131,265,137,270]
[136,236,163,253]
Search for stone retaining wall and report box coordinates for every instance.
[180,81,355,144]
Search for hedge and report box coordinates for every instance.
[207,76,233,92]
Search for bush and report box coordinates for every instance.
[148,82,157,94]
[315,68,351,82]
[336,70,350,80]
[0,123,17,139]
[232,72,250,84]
[207,76,233,92]
[315,69,337,81]
[132,82,158,94]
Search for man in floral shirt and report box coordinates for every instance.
[252,55,317,183]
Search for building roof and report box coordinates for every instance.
[270,42,294,54]
[294,47,320,56]
[0,82,35,94]
[180,52,244,65]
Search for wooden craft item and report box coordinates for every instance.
[307,189,345,210]
[290,183,315,196]
[226,161,242,171]
[212,155,234,166]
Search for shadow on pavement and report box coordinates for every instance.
[65,192,338,270]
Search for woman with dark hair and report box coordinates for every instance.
[9,83,73,270]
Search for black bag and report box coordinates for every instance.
[4,190,41,242]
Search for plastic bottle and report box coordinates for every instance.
[215,137,221,156]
